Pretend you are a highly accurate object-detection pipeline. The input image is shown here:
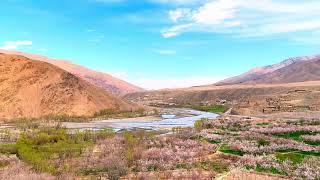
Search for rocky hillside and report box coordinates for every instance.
[0,50,143,95]
[216,55,320,85]
[0,53,137,120]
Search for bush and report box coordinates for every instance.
[0,144,18,154]
[0,128,97,174]
[123,132,138,147]
[194,119,205,132]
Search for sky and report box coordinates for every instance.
[1,0,320,89]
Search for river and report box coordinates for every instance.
[62,108,219,131]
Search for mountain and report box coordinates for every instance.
[0,50,143,95]
[216,55,320,85]
[0,53,137,120]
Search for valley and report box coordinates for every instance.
[0,52,320,180]
[3,1,320,179]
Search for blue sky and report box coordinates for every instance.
[1,0,320,89]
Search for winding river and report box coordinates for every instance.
[62,109,219,131]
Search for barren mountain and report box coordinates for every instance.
[0,50,143,95]
[0,53,137,120]
[216,55,320,85]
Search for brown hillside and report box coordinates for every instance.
[216,55,320,85]
[0,49,144,95]
[246,58,320,84]
[0,53,137,120]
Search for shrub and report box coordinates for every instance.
[0,128,96,174]
[194,119,205,132]
[0,144,18,154]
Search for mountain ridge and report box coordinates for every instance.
[0,53,137,120]
[0,49,144,95]
[216,54,320,85]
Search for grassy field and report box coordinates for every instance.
[189,105,229,113]
[0,128,113,174]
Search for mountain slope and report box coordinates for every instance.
[216,55,320,85]
[0,53,137,120]
[0,49,143,95]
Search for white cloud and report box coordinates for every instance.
[192,0,239,25]
[162,0,320,41]
[243,0,320,13]
[169,8,191,22]
[0,40,33,50]
[162,23,193,38]
[132,76,225,90]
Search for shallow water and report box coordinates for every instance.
[63,109,218,131]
